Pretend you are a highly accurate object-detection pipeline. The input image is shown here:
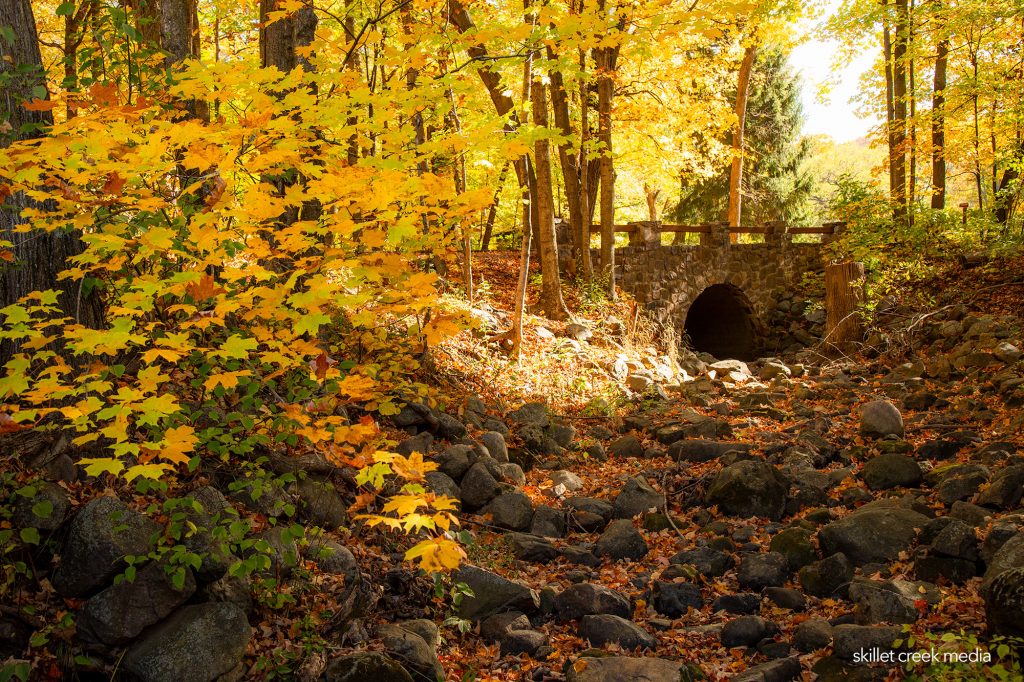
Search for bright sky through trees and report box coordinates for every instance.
[791,1,880,141]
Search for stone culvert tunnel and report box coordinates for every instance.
[613,222,838,360]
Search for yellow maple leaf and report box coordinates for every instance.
[404,538,466,573]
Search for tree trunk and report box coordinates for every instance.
[577,51,593,281]
[0,0,104,363]
[260,0,317,72]
[481,161,510,251]
[891,0,909,227]
[511,161,534,359]
[931,35,948,209]
[727,44,756,233]
[824,261,865,352]
[596,42,617,299]
[531,78,568,320]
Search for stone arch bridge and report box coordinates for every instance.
[603,220,846,361]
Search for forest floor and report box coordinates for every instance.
[6,251,1024,681]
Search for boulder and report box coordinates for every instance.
[124,603,252,682]
[379,623,442,682]
[555,583,631,622]
[977,465,1024,510]
[737,552,789,590]
[480,612,531,642]
[550,470,585,493]
[594,520,648,561]
[799,553,854,598]
[721,616,778,648]
[764,587,806,612]
[13,482,69,532]
[481,490,534,531]
[52,497,160,597]
[294,477,347,529]
[862,454,923,490]
[580,614,656,650]
[794,619,833,652]
[859,400,904,438]
[79,561,196,646]
[668,440,752,462]
[849,578,937,625]
[650,581,703,617]
[831,624,903,661]
[612,477,665,519]
[479,431,509,463]
[669,547,733,578]
[322,652,413,682]
[530,505,566,538]
[712,593,761,615]
[705,460,788,520]
[507,533,559,563]
[769,528,817,571]
[608,435,645,459]
[732,657,801,682]
[454,565,539,621]
[985,567,1024,638]
[818,508,929,565]
[460,463,500,511]
[565,656,684,682]
[424,471,460,500]
[500,629,549,656]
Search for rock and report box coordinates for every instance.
[721,616,778,648]
[322,652,414,682]
[669,547,733,578]
[612,477,665,519]
[294,477,347,529]
[859,401,904,438]
[985,567,1024,638]
[124,603,252,682]
[580,614,656,650]
[983,533,1024,594]
[455,565,539,621]
[555,583,631,622]
[549,423,576,448]
[309,539,357,575]
[849,578,935,625]
[13,482,69,532]
[936,466,990,504]
[831,624,902,661]
[818,508,929,565]
[713,593,761,615]
[379,624,442,681]
[530,505,566,538]
[651,581,703,617]
[758,361,792,380]
[79,561,196,647]
[424,471,460,500]
[608,435,645,458]
[976,465,1024,510]
[565,323,593,342]
[481,490,534,531]
[197,574,252,613]
[508,402,550,428]
[769,528,817,571]
[258,525,300,576]
[560,545,601,567]
[626,373,654,392]
[930,519,979,560]
[396,432,433,456]
[479,432,509,463]
[669,440,752,462]
[508,533,559,563]
[950,501,993,526]
[764,587,806,612]
[498,463,527,486]
[550,470,584,492]
[737,552,790,589]
[436,445,473,480]
[460,463,500,511]
[52,496,160,597]
[501,629,549,656]
[794,619,833,652]
[732,657,801,682]
[799,553,854,598]
[861,454,922,491]
[705,460,788,520]
[565,656,683,682]
[594,519,648,561]
[392,402,439,431]
[480,612,531,642]
[437,412,468,440]
[993,342,1022,364]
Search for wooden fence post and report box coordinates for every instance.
[824,261,865,352]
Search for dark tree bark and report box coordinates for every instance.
[260,0,317,72]
[531,78,568,320]
[931,35,948,209]
[0,0,104,362]
[890,0,909,226]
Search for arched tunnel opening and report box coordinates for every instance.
[683,284,762,361]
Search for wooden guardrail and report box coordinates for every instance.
[586,223,842,235]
